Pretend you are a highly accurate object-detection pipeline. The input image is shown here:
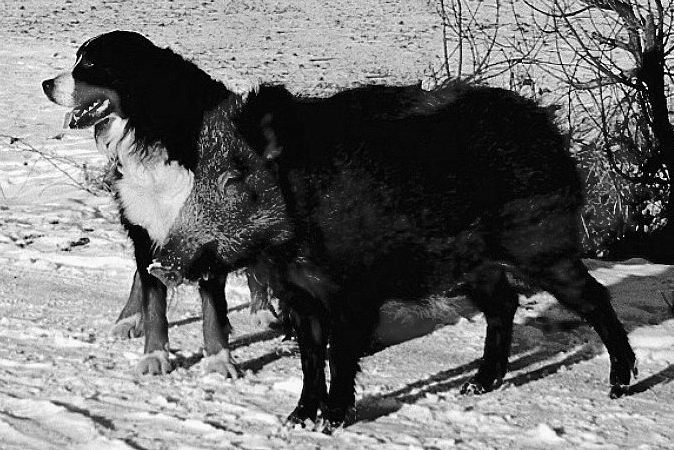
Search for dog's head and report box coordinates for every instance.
[42,30,159,130]
[43,30,229,169]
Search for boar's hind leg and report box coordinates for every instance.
[461,264,519,395]
[285,287,328,426]
[199,274,238,379]
[110,270,144,338]
[535,258,636,398]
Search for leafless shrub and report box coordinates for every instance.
[0,134,113,197]
[435,0,674,254]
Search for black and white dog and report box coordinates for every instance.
[42,30,278,377]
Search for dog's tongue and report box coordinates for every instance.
[64,99,112,129]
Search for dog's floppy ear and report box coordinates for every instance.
[127,46,228,169]
[136,47,216,123]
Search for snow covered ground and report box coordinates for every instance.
[1,1,674,449]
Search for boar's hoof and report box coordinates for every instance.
[110,312,143,339]
[318,406,354,434]
[148,263,183,289]
[608,355,637,399]
[609,384,631,399]
[460,377,502,396]
[318,418,339,435]
[202,349,239,379]
[285,404,318,429]
[135,350,173,376]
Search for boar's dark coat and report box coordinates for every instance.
[153,82,636,430]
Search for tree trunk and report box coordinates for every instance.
[639,42,674,224]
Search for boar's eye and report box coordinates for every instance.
[216,168,243,192]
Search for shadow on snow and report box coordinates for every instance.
[163,260,674,425]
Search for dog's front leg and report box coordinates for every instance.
[127,225,171,375]
[199,273,238,379]
[136,272,171,375]
[110,270,144,338]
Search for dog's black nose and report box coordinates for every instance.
[42,79,54,95]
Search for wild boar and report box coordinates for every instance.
[150,82,636,431]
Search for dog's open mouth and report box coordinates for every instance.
[64,98,113,129]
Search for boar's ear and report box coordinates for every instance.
[260,113,283,161]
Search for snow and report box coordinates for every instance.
[0,395,135,450]
[1,1,674,449]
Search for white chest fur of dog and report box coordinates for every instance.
[96,116,194,246]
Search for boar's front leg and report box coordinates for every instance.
[284,284,329,427]
[199,273,238,379]
[323,292,379,432]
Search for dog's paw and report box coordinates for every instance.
[110,313,143,339]
[135,350,172,376]
[202,349,239,379]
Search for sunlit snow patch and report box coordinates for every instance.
[0,395,133,450]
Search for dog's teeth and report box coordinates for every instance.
[63,99,111,130]
[88,99,108,114]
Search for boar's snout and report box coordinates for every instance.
[154,237,228,284]
[148,262,184,289]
